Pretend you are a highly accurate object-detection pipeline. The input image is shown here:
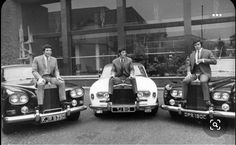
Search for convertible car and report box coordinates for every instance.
[161,59,235,120]
[1,64,87,134]
[89,63,159,116]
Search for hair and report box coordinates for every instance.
[192,39,202,46]
[42,44,52,51]
[118,48,126,54]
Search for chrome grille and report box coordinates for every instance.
[186,83,208,110]
[43,87,61,110]
[111,89,136,105]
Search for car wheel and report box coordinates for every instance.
[94,112,103,118]
[67,112,80,121]
[149,107,158,116]
[2,120,14,134]
[169,111,179,118]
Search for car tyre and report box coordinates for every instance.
[149,107,158,116]
[2,120,15,134]
[169,111,179,118]
[94,112,103,118]
[67,112,80,121]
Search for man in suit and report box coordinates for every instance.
[32,44,67,112]
[183,40,217,106]
[109,48,137,94]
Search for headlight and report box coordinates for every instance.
[165,84,172,90]
[96,92,109,99]
[171,90,183,98]
[213,92,230,101]
[9,93,29,105]
[70,88,84,98]
[137,91,151,98]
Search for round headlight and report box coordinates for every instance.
[169,99,175,106]
[222,93,229,101]
[103,93,109,98]
[10,95,18,103]
[213,92,221,100]
[137,92,143,98]
[171,90,178,97]
[76,88,84,96]
[222,103,230,111]
[70,90,76,98]
[165,84,172,90]
[72,100,77,106]
[20,95,28,104]
[21,106,29,114]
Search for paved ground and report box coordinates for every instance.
[1,89,235,144]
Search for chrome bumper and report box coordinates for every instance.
[3,105,87,124]
[161,104,235,119]
[89,103,158,113]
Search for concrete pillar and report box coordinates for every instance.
[95,43,100,71]
[61,0,72,75]
[117,0,126,50]
[183,0,193,55]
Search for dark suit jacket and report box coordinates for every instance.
[187,48,217,77]
[32,55,60,80]
[111,56,134,77]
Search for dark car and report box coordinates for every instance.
[1,64,87,134]
[89,63,159,116]
[161,59,235,120]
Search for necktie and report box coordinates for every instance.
[196,50,199,64]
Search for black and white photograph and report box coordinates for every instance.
[1,0,235,144]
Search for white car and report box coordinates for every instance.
[89,63,159,116]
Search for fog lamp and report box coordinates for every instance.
[222,103,230,111]
[169,99,175,106]
[72,100,77,106]
[21,106,29,114]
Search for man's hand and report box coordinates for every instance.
[56,76,64,81]
[129,74,135,79]
[185,72,192,80]
[196,59,204,64]
[38,78,45,85]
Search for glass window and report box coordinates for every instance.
[72,32,118,75]
[125,0,235,77]
[126,0,183,24]
[71,0,116,30]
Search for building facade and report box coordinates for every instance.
[1,0,235,76]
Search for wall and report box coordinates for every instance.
[1,0,21,65]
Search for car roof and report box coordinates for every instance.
[104,62,144,67]
[1,64,31,69]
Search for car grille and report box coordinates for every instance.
[43,86,61,110]
[110,89,136,105]
[186,83,208,110]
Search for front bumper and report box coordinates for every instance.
[161,104,235,119]
[3,105,87,124]
[89,103,159,113]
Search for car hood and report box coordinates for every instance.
[1,79,78,91]
[90,76,157,93]
[170,77,235,91]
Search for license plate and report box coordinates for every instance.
[41,113,66,123]
[184,112,207,120]
[111,107,136,112]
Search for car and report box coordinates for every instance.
[1,64,87,134]
[89,63,159,116]
[161,58,235,120]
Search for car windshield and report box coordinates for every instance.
[211,58,235,77]
[2,66,33,81]
[100,64,147,78]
